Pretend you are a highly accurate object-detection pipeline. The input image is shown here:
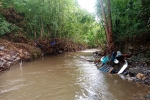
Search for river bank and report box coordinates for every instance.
[0,50,149,100]
[0,39,42,72]
[1,45,149,100]
[0,39,150,88]
[0,37,87,72]
[93,51,150,87]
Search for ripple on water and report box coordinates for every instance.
[0,50,149,100]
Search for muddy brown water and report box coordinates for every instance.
[0,49,149,100]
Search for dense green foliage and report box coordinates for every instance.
[1,0,149,47]
[96,0,150,44]
[0,16,18,35]
[111,0,150,42]
[0,0,101,47]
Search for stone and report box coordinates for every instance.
[144,94,150,99]
[136,73,145,79]
[129,68,142,74]
[142,76,147,80]
[0,46,5,50]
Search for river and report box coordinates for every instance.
[0,49,149,100]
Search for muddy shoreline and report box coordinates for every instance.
[93,51,150,87]
[0,38,87,72]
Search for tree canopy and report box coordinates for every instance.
[96,0,150,49]
[0,0,101,47]
[0,0,150,48]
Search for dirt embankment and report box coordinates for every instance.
[93,47,150,86]
[0,38,42,71]
[0,7,87,72]
[0,22,88,71]
[0,33,87,72]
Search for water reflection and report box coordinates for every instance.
[0,49,149,100]
[74,55,115,100]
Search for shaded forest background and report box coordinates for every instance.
[0,0,150,53]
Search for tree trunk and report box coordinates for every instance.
[40,19,44,39]
[99,0,109,45]
[34,27,37,40]
[99,0,114,51]
[107,0,114,50]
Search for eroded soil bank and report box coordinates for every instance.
[0,34,86,72]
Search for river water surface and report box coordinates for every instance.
[0,49,149,100]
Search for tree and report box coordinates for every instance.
[99,0,114,51]
[0,0,99,47]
